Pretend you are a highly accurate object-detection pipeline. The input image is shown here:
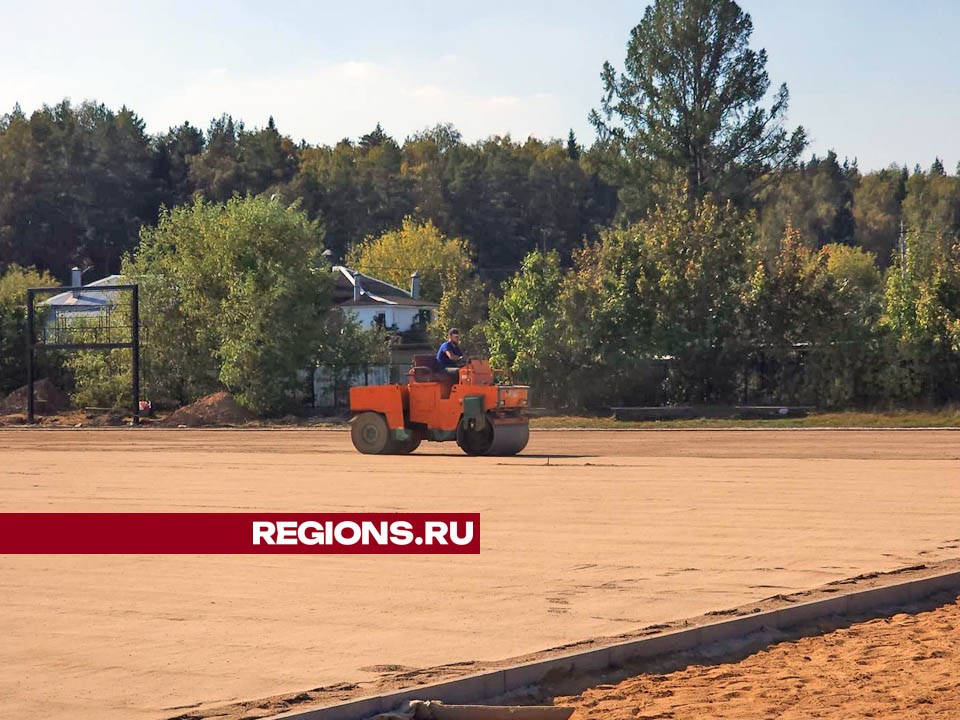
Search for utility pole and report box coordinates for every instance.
[899,219,906,276]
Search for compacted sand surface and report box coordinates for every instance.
[0,428,958,720]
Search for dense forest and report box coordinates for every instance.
[1,0,958,412]
[0,106,618,283]
[2,101,955,285]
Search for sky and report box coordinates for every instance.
[1,0,958,172]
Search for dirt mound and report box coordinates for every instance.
[0,379,70,415]
[84,413,125,427]
[162,391,257,427]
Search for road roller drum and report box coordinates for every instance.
[457,416,529,456]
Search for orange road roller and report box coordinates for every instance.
[349,356,530,455]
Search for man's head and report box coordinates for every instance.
[448,328,461,344]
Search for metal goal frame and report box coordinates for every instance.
[25,284,140,425]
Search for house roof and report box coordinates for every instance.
[41,275,125,308]
[332,265,438,309]
[41,268,440,311]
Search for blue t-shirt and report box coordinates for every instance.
[436,340,464,369]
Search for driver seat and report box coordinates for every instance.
[409,354,439,381]
[409,354,455,397]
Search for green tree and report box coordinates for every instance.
[758,151,857,253]
[152,121,205,208]
[525,138,611,262]
[0,264,60,395]
[745,224,828,348]
[611,190,755,403]
[124,196,330,413]
[237,116,299,196]
[504,186,756,408]
[486,250,568,404]
[591,0,806,211]
[284,123,616,275]
[901,166,960,241]
[487,245,624,409]
[0,100,158,278]
[315,308,391,404]
[448,135,532,272]
[882,229,960,404]
[176,116,300,206]
[743,229,888,408]
[742,224,831,403]
[288,127,413,260]
[853,166,907,267]
[345,217,487,348]
[65,346,131,410]
[810,243,885,406]
[346,217,470,302]
[566,130,580,161]
[398,125,616,272]
[400,124,465,235]
[188,114,243,202]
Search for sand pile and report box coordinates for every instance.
[561,596,960,719]
[162,391,257,427]
[0,378,70,415]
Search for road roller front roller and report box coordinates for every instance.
[348,357,530,456]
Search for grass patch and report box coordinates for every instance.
[530,409,960,429]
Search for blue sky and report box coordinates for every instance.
[2,0,957,171]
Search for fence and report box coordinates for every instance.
[313,363,412,409]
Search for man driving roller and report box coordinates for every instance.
[435,327,464,373]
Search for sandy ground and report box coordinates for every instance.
[0,428,958,720]
[558,592,960,719]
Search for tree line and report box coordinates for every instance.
[1,100,955,284]
[0,104,617,283]
[0,0,958,412]
[489,191,960,409]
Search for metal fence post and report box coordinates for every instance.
[26,289,35,424]
[132,285,140,425]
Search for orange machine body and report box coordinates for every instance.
[350,360,527,433]
[348,357,530,455]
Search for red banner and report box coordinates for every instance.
[0,513,480,554]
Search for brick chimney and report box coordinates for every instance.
[410,271,421,300]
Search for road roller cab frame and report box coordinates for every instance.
[349,356,530,455]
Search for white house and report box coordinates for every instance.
[314,266,441,407]
[332,265,438,336]
[42,267,122,315]
[39,268,125,342]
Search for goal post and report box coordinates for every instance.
[25,284,140,425]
